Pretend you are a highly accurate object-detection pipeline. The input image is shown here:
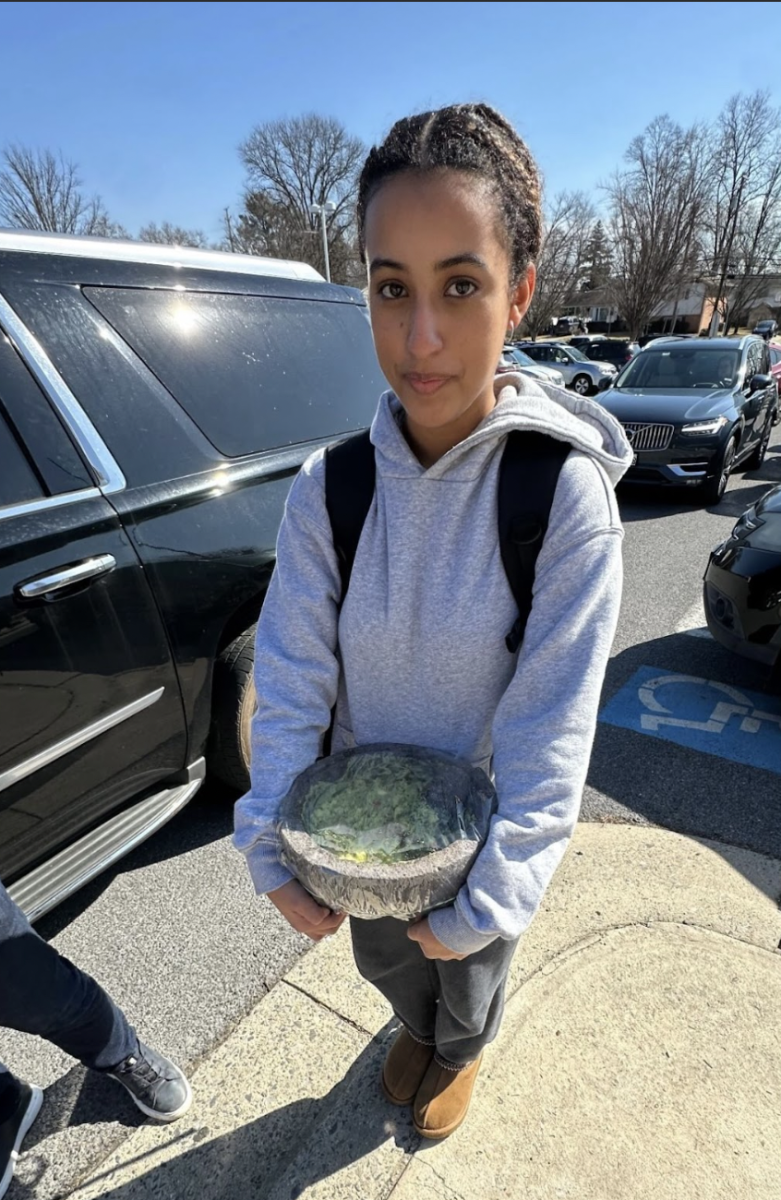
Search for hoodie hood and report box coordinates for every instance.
[371,371,634,488]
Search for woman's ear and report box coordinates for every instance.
[508,264,536,331]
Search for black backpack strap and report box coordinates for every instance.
[499,430,571,654]
[324,429,376,605]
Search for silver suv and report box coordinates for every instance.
[517,342,617,395]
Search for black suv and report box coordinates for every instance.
[596,336,777,504]
[0,231,383,920]
[584,339,637,369]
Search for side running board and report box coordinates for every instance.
[8,762,205,923]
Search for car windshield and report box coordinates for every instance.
[563,346,589,362]
[510,348,536,367]
[616,347,740,390]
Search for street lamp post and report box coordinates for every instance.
[310,200,336,282]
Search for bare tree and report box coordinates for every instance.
[139,221,209,248]
[703,91,781,331]
[522,191,595,338]
[0,145,119,236]
[606,116,710,340]
[234,114,365,283]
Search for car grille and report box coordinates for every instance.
[622,422,674,452]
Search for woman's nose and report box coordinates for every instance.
[406,303,444,359]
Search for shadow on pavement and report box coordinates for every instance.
[616,437,781,523]
[10,1027,417,1200]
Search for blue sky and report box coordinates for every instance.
[3,0,781,242]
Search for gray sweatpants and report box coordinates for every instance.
[350,916,518,1066]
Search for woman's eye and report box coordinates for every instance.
[446,279,478,298]
[379,282,406,300]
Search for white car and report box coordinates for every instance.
[517,342,617,395]
[500,346,566,389]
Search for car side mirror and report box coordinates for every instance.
[749,373,772,393]
[597,376,613,393]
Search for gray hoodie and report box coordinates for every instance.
[233,372,632,955]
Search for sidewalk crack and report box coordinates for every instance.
[508,918,781,1000]
[281,979,379,1039]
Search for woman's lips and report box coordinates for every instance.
[404,373,452,396]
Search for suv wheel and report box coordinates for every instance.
[703,435,738,505]
[208,625,256,791]
[746,417,775,470]
[572,373,592,396]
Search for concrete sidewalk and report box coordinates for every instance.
[66,823,781,1200]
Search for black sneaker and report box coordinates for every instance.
[0,1082,43,1200]
[107,1041,192,1123]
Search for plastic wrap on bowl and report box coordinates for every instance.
[278,743,496,919]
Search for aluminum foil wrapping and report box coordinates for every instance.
[277,743,496,919]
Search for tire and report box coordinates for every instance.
[702,435,738,505]
[746,416,775,470]
[207,625,257,791]
[572,373,592,396]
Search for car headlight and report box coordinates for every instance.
[597,365,615,374]
[553,371,565,386]
[680,416,729,435]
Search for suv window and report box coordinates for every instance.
[84,288,384,458]
[744,340,763,384]
[0,334,91,495]
[0,412,42,509]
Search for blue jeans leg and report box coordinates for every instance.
[0,881,137,1086]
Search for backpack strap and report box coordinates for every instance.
[323,426,570,658]
[498,430,571,654]
[324,429,376,604]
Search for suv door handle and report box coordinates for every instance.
[16,554,117,601]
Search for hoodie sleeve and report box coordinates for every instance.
[232,450,341,896]
[428,451,623,956]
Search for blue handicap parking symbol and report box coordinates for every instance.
[600,666,781,775]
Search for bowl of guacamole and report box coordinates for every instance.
[278,743,496,919]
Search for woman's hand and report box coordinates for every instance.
[268,879,346,941]
[407,917,467,961]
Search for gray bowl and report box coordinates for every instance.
[277,743,496,919]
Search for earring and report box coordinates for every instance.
[507,322,514,336]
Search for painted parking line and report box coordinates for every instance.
[600,666,781,775]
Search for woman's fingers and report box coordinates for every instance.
[268,879,345,940]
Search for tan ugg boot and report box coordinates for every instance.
[381,1028,436,1106]
[413,1053,483,1139]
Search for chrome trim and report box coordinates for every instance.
[17,553,116,600]
[622,422,675,452]
[668,464,708,478]
[0,687,164,795]
[0,487,101,523]
[7,777,202,922]
[0,293,126,494]
[0,229,324,282]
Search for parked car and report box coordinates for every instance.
[584,339,639,370]
[0,230,385,920]
[499,345,565,388]
[516,341,617,395]
[768,344,781,403]
[569,334,606,352]
[596,336,777,504]
[704,484,781,674]
[753,319,778,341]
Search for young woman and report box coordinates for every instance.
[234,103,631,1140]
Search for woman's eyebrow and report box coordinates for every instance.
[368,252,489,275]
[435,253,488,271]
[369,257,405,273]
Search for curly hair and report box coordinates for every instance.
[357,103,542,283]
